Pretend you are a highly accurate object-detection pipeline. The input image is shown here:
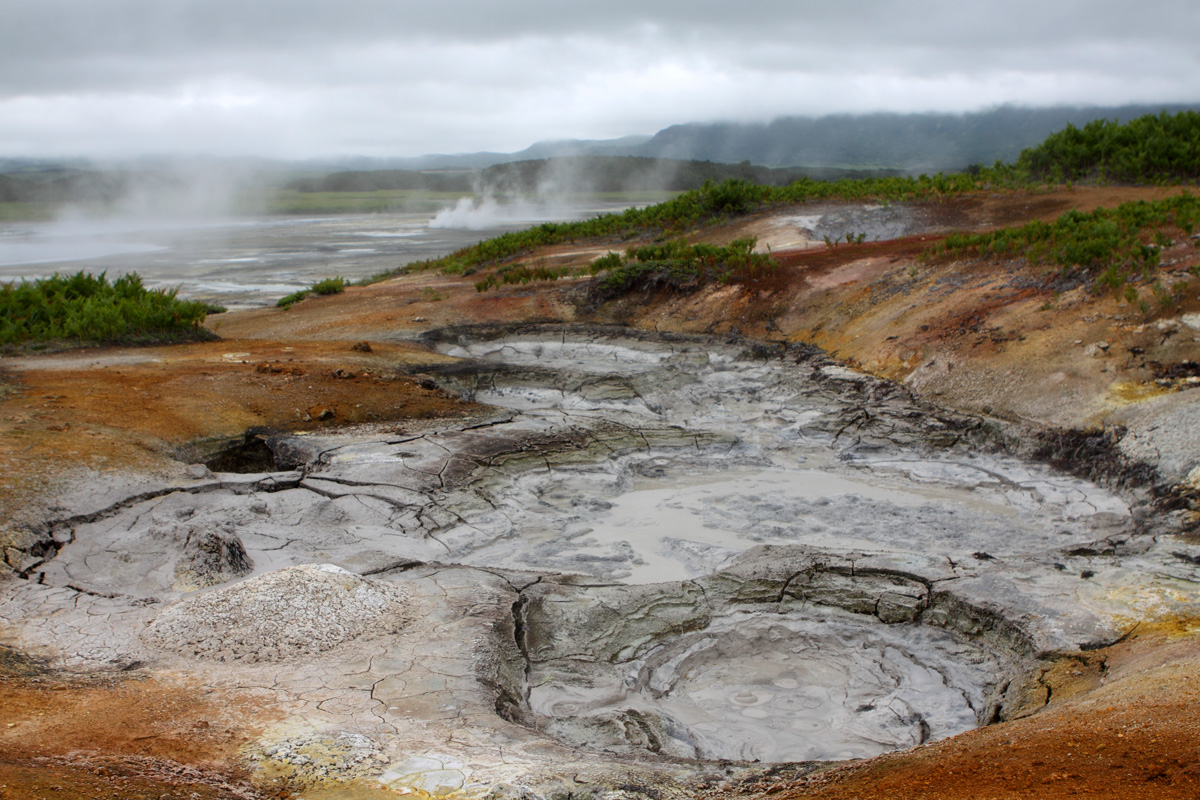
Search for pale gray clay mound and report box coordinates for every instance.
[145,564,411,662]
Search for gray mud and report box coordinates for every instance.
[2,324,1198,797]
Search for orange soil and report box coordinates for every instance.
[0,338,481,535]
[0,658,281,800]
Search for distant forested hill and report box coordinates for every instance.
[476,157,903,195]
[282,170,474,193]
[629,104,1200,171]
[0,169,134,204]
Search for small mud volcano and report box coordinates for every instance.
[504,552,1033,764]
[145,564,412,662]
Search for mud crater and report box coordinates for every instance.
[5,324,1187,789]
[504,566,1032,763]
[405,326,1138,763]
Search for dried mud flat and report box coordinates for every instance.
[2,187,1200,800]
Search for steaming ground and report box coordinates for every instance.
[429,195,646,231]
[0,213,497,309]
[0,198,645,309]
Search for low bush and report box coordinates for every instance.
[591,238,776,296]
[277,276,347,308]
[0,271,214,346]
[925,193,1200,295]
[311,276,347,295]
[1015,111,1200,184]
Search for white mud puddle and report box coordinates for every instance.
[499,461,1025,585]
[427,335,1130,586]
[530,609,996,762]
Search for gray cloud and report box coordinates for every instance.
[1,1,1197,158]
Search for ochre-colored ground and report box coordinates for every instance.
[0,650,282,799]
[0,339,480,535]
[3,184,1200,798]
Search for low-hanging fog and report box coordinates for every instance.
[1,1,1197,160]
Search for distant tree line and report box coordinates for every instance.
[282,170,474,193]
[474,156,904,195]
[0,170,139,204]
[278,158,904,197]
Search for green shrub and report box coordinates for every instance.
[276,289,310,309]
[0,271,214,346]
[311,276,347,295]
[925,193,1200,296]
[277,275,347,308]
[592,237,776,296]
[1016,111,1200,183]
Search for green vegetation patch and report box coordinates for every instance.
[1016,111,1200,184]
[0,201,58,222]
[591,238,777,296]
[382,173,1010,286]
[925,193,1200,298]
[473,263,573,292]
[0,271,215,347]
[276,276,347,309]
[473,237,776,296]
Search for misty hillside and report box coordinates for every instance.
[629,104,1200,171]
[6,106,1200,215]
[7,105,1200,179]
[375,104,1200,173]
[475,157,903,195]
[282,170,474,193]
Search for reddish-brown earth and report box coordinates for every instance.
[2,185,1199,798]
[0,339,480,534]
[0,654,283,800]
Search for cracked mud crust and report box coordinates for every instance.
[2,186,1200,799]
[0,338,481,547]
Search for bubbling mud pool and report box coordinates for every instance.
[6,325,1181,791]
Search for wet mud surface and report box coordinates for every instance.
[2,324,1199,797]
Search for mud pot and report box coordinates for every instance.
[3,325,1197,797]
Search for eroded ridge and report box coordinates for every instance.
[2,325,1196,796]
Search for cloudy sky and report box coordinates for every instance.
[2,0,1197,159]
